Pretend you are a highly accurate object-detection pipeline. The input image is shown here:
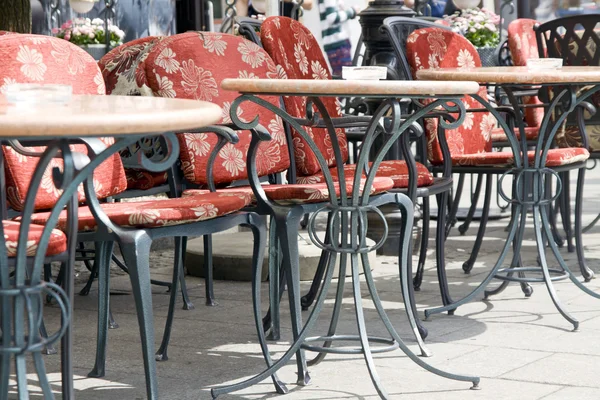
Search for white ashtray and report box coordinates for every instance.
[342,66,387,80]
[526,58,563,70]
[3,84,72,105]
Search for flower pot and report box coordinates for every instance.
[79,44,112,61]
[477,46,499,67]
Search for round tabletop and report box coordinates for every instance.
[0,95,223,137]
[416,66,600,85]
[221,78,480,96]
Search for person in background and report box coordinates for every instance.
[319,0,360,76]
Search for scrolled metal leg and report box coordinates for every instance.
[463,174,492,274]
[574,168,594,281]
[414,196,430,291]
[301,213,333,310]
[435,191,454,309]
[446,174,464,237]
[547,175,564,247]
[204,235,216,307]
[180,236,194,310]
[89,241,114,378]
[156,237,185,361]
[458,174,483,235]
[559,171,575,253]
[264,217,282,340]
[120,234,160,399]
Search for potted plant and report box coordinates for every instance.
[443,7,501,66]
[53,18,125,60]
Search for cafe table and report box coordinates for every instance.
[210,78,481,400]
[0,94,222,399]
[416,66,600,330]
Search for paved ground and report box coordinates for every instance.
[10,168,600,399]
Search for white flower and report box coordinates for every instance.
[154,73,176,98]
[156,48,181,73]
[311,60,328,80]
[479,113,497,142]
[294,43,308,75]
[0,77,17,94]
[268,116,286,144]
[238,70,258,79]
[203,34,227,56]
[180,60,218,101]
[127,209,160,226]
[237,40,266,68]
[17,45,46,81]
[220,143,245,175]
[457,49,475,69]
[186,133,211,156]
[191,204,218,219]
[221,101,244,124]
[428,53,439,69]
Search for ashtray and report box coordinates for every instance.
[526,58,563,70]
[3,84,73,105]
[342,66,387,80]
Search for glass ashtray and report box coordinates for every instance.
[3,84,73,105]
[526,58,563,71]
[342,66,387,80]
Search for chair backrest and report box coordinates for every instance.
[141,31,290,186]
[99,36,164,96]
[235,17,263,46]
[535,14,600,66]
[0,34,127,211]
[260,16,348,177]
[382,16,452,82]
[508,18,543,128]
[405,28,493,164]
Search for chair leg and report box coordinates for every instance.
[79,257,98,296]
[414,196,430,291]
[559,171,575,252]
[88,241,114,378]
[462,174,492,274]
[119,233,160,399]
[156,237,185,361]
[436,191,454,310]
[546,174,564,247]
[446,174,464,237]
[301,213,333,310]
[203,235,216,306]
[458,174,483,235]
[180,237,194,310]
[575,168,595,281]
[275,213,310,386]
[263,217,282,340]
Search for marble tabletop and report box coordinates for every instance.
[0,95,223,137]
[417,66,600,84]
[221,78,480,96]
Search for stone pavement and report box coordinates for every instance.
[11,169,600,399]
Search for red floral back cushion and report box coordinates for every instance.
[142,32,289,186]
[406,28,493,164]
[260,16,348,177]
[99,36,164,95]
[508,18,543,128]
[0,34,127,211]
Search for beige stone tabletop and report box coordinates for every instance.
[221,78,480,96]
[417,66,600,84]
[0,95,222,137]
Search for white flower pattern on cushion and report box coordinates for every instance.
[427,30,447,56]
[154,73,176,98]
[156,48,181,73]
[268,115,286,144]
[239,70,258,79]
[254,143,282,175]
[221,101,244,124]
[186,133,211,157]
[294,43,309,75]
[17,45,47,81]
[127,209,160,226]
[180,60,218,101]
[428,53,439,69]
[267,63,288,80]
[94,71,105,94]
[457,49,475,69]
[237,40,266,68]
[220,143,245,175]
[291,21,312,49]
[5,239,38,257]
[203,34,227,56]
[191,204,219,219]
[277,39,293,71]
[0,77,17,94]
[479,114,496,142]
[311,60,328,80]
[49,39,88,75]
[462,102,474,130]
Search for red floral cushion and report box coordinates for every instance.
[296,160,434,188]
[449,147,589,167]
[3,220,67,257]
[140,32,290,186]
[260,16,349,177]
[28,191,253,232]
[406,28,493,165]
[98,36,163,95]
[507,19,544,128]
[183,176,394,204]
[125,169,169,190]
[0,35,128,211]
[0,31,16,36]
[555,125,600,152]
[490,126,539,142]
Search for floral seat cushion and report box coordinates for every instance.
[27,192,253,232]
[297,160,434,188]
[183,176,394,205]
[141,32,290,186]
[449,147,589,167]
[98,36,164,95]
[490,126,539,142]
[556,125,600,152]
[3,220,67,257]
[125,169,169,191]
